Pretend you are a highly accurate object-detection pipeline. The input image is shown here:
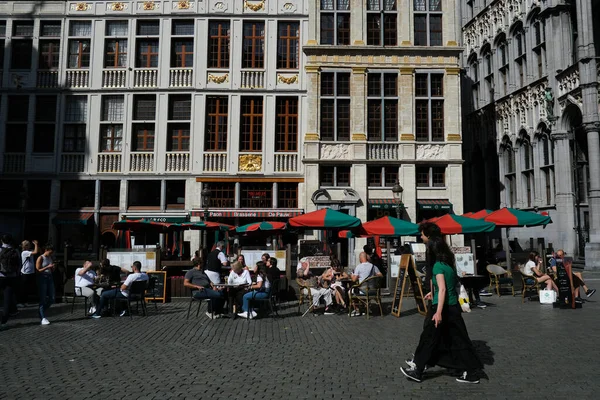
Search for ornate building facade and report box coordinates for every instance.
[460,0,600,267]
[0,0,308,254]
[302,0,464,264]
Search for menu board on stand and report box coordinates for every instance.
[391,254,428,317]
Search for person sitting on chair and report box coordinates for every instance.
[297,258,335,315]
[91,261,148,318]
[349,252,383,317]
[524,252,557,292]
[184,259,225,319]
[266,257,281,283]
[228,261,252,313]
[550,249,596,299]
[238,264,270,319]
[321,257,349,312]
[75,260,103,315]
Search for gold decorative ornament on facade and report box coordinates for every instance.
[446,134,462,141]
[400,134,415,141]
[446,67,461,75]
[351,133,367,141]
[304,133,319,141]
[111,2,125,11]
[238,155,262,172]
[277,75,298,84]
[75,2,89,11]
[244,0,265,11]
[143,1,156,10]
[177,0,190,9]
[207,74,229,84]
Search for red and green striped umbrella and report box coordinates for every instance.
[181,221,234,231]
[236,221,287,233]
[428,214,496,234]
[483,207,552,228]
[338,230,357,238]
[289,208,361,229]
[361,216,420,236]
[464,209,493,219]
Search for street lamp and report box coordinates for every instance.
[391,180,404,220]
[201,185,211,249]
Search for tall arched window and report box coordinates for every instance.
[497,39,509,96]
[501,138,516,207]
[469,54,479,109]
[518,132,534,208]
[532,19,546,79]
[538,130,554,205]
[513,27,527,86]
[481,45,493,103]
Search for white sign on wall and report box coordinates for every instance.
[106,251,156,272]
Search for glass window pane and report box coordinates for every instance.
[106,21,128,36]
[41,21,61,37]
[172,20,194,35]
[70,21,91,36]
[137,21,159,35]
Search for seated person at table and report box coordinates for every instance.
[75,260,103,315]
[205,241,228,284]
[228,261,252,312]
[322,258,349,311]
[184,259,225,319]
[91,261,149,318]
[349,252,383,317]
[550,249,596,299]
[524,252,557,292]
[297,258,334,315]
[238,264,270,319]
[237,255,247,270]
[100,259,129,284]
[266,257,281,283]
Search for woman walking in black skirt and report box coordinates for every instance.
[401,236,483,384]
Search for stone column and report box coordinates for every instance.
[304,66,320,140]
[445,67,461,142]
[306,0,318,45]
[551,131,577,255]
[351,66,367,141]
[576,0,600,267]
[351,0,364,45]
[398,67,414,141]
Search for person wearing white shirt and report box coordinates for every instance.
[228,261,252,312]
[19,239,40,306]
[349,252,383,317]
[75,260,103,314]
[524,252,557,292]
[205,241,228,284]
[91,261,149,318]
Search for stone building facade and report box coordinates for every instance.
[460,0,600,267]
[0,0,308,254]
[302,0,464,264]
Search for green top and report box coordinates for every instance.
[432,261,458,306]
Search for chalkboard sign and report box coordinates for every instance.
[391,254,427,317]
[146,271,167,303]
[555,259,575,309]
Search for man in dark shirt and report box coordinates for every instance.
[205,241,228,284]
[184,260,225,319]
[266,257,281,283]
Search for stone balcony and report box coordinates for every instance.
[165,152,190,172]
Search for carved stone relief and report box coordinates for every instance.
[321,144,349,160]
[416,145,445,160]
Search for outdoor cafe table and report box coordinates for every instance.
[213,283,250,317]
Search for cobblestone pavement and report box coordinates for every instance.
[2,283,600,400]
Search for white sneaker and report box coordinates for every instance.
[250,311,257,319]
[119,310,127,317]
[237,311,248,319]
[88,306,96,315]
[350,310,362,317]
[205,311,215,319]
[41,318,50,325]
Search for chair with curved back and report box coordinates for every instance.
[67,279,89,316]
[486,264,515,296]
[248,279,281,319]
[520,267,540,303]
[113,280,148,320]
[296,278,315,315]
[348,276,383,319]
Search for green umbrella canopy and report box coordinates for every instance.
[361,216,420,236]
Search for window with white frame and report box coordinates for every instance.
[483,47,494,102]
[367,72,398,141]
[136,20,159,68]
[470,58,479,109]
[39,21,61,70]
[366,0,397,46]
[68,21,91,69]
[520,134,534,208]
[277,22,300,69]
[104,21,128,68]
[102,96,124,121]
[64,96,87,153]
[416,166,445,187]
[502,143,516,207]
[320,0,351,45]
[498,40,509,96]
[539,134,554,205]
[320,71,351,141]
[100,95,124,152]
[415,73,444,142]
[414,0,442,46]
